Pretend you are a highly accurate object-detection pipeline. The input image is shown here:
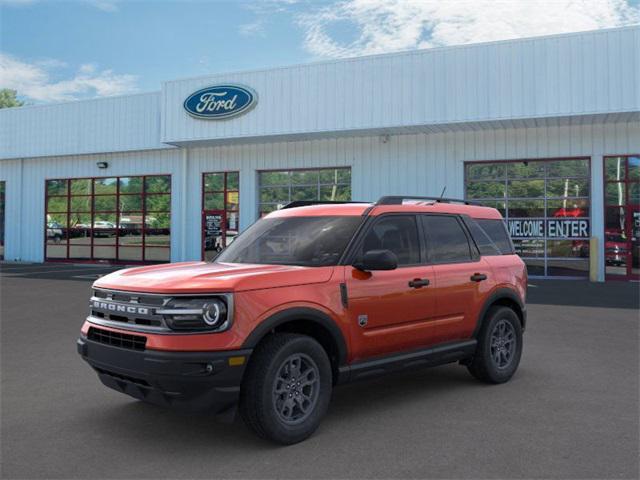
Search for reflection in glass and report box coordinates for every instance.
[523,259,545,276]
[546,179,589,197]
[227,172,239,190]
[605,183,626,205]
[46,179,68,196]
[145,194,170,212]
[507,200,544,218]
[506,161,545,179]
[70,196,91,212]
[93,246,117,259]
[93,195,117,212]
[119,177,143,194]
[605,157,625,181]
[70,179,91,195]
[547,259,588,277]
[547,240,589,258]
[466,163,506,180]
[546,159,589,178]
[291,170,319,185]
[118,246,143,261]
[204,173,224,191]
[119,194,143,211]
[69,245,91,259]
[94,178,117,194]
[204,193,224,210]
[547,199,589,218]
[145,247,170,262]
[47,197,68,213]
[46,243,68,258]
[629,156,640,181]
[145,176,171,193]
[466,181,505,199]
[507,180,545,198]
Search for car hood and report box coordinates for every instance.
[93,261,335,294]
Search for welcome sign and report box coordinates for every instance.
[184,84,257,119]
[508,219,590,239]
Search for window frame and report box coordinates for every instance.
[44,174,171,264]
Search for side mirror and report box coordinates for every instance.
[353,249,398,271]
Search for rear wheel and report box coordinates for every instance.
[239,333,332,444]
[467,306,523,384]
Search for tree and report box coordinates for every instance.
[0,89,24,109]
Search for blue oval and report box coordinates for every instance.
[183,84,257,119]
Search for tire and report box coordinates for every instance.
[239,333,332,445]
[467,306,523,384]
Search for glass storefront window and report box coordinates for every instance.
[258,167,351,216]
[603,156,640,279]
[45,175,171,263]
[202,171,240,261]
[465,158,591,277]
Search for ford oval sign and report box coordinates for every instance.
[183,84,257,120]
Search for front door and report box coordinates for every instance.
[202,210,226,262]
[345,214,437,360]
[604,156,639,280]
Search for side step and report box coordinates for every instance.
[337,339,477,384]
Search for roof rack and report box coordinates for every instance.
[281,200,370,209]
[375,196,479,206]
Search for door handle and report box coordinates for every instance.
[408,278,430,288]
[470,273,487,282]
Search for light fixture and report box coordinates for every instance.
[96,161,108,169]
[380,134,390,144]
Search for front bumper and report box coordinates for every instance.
[77,336,251,413]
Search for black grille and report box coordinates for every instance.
[88,327,147,351]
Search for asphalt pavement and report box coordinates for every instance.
[1,263,638,479]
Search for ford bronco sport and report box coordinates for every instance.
[77,196,527,444]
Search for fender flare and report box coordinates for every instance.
[473,287,526,337]
[242,307,348,366]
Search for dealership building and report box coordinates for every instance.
[0,26,638,281]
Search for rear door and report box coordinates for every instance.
[420,215,492,343]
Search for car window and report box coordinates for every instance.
[216,216,362,267]
[465,219,502,256]
[422,215,472,263]
[359,215,420,266]
[476,219,515,254]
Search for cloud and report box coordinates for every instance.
[298,0,640,58]
[239,19,266,36]
[0,53,138,102]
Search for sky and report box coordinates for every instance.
[1,0,639,104]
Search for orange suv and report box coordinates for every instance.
[77,196,527,444]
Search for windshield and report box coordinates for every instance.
[216,216,362,267]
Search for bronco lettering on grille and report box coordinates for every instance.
[91,300,149,315]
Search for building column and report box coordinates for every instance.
[591,155,605,282]
[239,168,257,231]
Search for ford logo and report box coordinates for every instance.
[183,84,257,120]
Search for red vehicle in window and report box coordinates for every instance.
[78,196,527,444]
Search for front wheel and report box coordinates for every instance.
[467,306,523,384]
[239,333,332,444]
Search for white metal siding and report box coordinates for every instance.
[162,27,639,145]
[0,92,169,160]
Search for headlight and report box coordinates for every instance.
[157,296,231,332]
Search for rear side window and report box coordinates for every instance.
[465,219,502,256]
[359,215,421,266]
[476,219,515,254]
[422,215,472,263]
